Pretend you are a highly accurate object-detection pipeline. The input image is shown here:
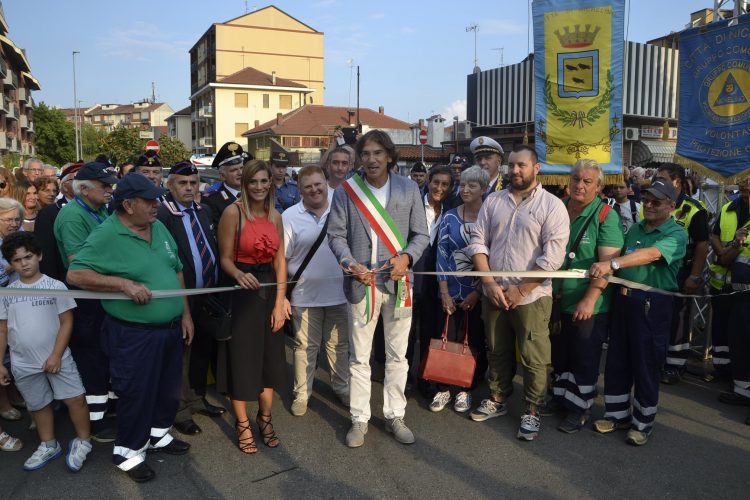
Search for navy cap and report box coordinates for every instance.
[270,151,289,166]
[114,173,166,202]
[410,161,427,173]
[169,161,198,176]
[134,150,161,169]
[644,179,677,202]
[212,142,249,169]
[75,162,119,184]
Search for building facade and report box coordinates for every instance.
[166,105,192,150]
[0,3,39,161]
[189,5,324,154]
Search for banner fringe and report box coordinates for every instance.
[673,154,750,184]
[539,174,623,185]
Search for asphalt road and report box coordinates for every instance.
[1,350,748,499]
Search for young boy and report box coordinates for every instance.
[0,232,92,471]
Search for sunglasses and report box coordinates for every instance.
[0,181,5,189]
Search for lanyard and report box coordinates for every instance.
[74,196,105,225]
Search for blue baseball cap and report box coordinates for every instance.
[114,172,166,201]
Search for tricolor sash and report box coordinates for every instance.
[342,175,412,324]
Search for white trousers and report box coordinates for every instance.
[349,289,411,422]
[292,304,350,402]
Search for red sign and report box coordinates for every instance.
[419,130,427,145]
[145,140,160,154]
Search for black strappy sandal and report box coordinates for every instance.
[235,418,257,454]
[256,412,280,448]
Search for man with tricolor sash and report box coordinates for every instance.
[328,130,429,448]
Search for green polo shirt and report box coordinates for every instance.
[69,214,184,324]
[54,198,110,269]
[555,199,624,314]
[617,217,686,292]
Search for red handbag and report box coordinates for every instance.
[419,312,477,388]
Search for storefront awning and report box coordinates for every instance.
[630,139,676,166]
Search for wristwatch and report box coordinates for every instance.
[610,258,621,271]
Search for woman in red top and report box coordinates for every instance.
[217,160,290,454]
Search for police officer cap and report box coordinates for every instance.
[643,179,677,202]
[134,150,161,169]
[75,161,119,184]
[270,151,289,166]
[114,172,166,202]
[212,142,249,169]
[410,161,427,173]
[450,154,470,168]
[168,161,198,177]
[470,136,504,157]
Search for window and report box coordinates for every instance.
[279,95,292,109]
[235,123,249,137]
[234,93,248,107]
[132,113,140,120]
[262,94,270,108]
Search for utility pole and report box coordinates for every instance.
[72,51,80,161]
[466,24,479,70]
[356,65,360,130]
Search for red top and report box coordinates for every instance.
[235,210,280,264]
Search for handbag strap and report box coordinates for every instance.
[234,203,243,260]
[562,199,602,270]
[287,216,330,299]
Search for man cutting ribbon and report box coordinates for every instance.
[328,129,428,449]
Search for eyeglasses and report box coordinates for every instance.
[25,168,43,174]
[360,149,386,160]
[642,198,667,207]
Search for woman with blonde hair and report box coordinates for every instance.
[216,159,290,454]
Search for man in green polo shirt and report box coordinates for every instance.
[67,173,194,483]
[549,159,624,434]
[589,179,686,446]
[52,161,118,443]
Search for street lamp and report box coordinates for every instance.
[72,51,80,161]
[466,24,479,70]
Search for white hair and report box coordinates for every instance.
[72,179,97,196]
[0,196,24,219]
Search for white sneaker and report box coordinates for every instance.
[23,441,63,471]
[429,391,452,412]
[65,438,92,472]
[453,391,472,413]
[470,398,508,422]
[290,398,307,417]
[517,412,541,441]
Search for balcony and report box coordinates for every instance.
[6,102,17,120]
[27,94,34,108]
[17,87,27,102]
[0,99,7,114]
[3,71,17,89]
[20,114,28,129]
[21,142,29,155]
[0,59,6,78]
[198,137,214,148]
[0,134,6,150]
[198,104,214,118]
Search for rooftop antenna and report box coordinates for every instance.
[151,81,156,103]
[491,47,504,67]
[466,23,479,71]
[244,0,248,13]
[347,58,354,108]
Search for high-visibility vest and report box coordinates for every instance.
[708,202,739,290]
[732,241,750,290]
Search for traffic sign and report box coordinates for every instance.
[419,130,427,145]
[145,140,160,154]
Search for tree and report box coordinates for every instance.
[99,127,191,167]
[81,123,108,160]
[33,102,76,165]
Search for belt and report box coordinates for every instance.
[112,316,182,330]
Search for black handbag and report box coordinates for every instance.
[198,205,243,341]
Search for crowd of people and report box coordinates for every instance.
[0,130,748,483]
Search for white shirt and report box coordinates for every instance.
[283,201,346,307]
[224,183,240,198]
[365,177,390,266]
[423,193,442,245]
[617,199,641,232]
[0,275,76,371]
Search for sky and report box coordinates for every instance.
[6,0,716,124]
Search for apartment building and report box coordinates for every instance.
[190,5,323,153]
[0,3,40,160]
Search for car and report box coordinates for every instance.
[190,153,216,167]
